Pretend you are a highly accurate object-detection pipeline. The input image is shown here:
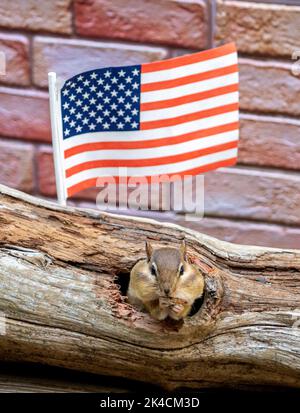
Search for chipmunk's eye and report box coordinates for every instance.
[179,264,184,276]
[151,264,157,277]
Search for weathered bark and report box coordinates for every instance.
[0,184,300,390]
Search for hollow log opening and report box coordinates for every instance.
[0,184,300,391]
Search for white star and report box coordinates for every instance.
[132,82,139,90]
[111,115,117,123]
[118,69,125,77]
[125,90,132,97]
[103,96,110,104]
[63,89,69,96]
[111,77,118,84]
[89,110,96,117]
[104,84,111,91]
[76,99,82,106]
[90,72,97,79]
[103,109,110,116]
[118,109,124,116]
[89,123,96,130]
[104,70,111,78]
[83,79,90,86]
[132,68,139,76]
[97,91,103,98]
[71,82,76,88]
[132,95,139,103]
[126,76,132,83]
[76,125,82,133]
[118,83,125,91]
[83,92,90,99]
[90,85,97,92]
[117,122,124,129]
[75,113,82,120]
[131,108,138,116]
[125,102,132,110]
[82,117,89,125]
[90,97,96,105]
[63,102,69,109]
[110,103,117,110]
[70,107,76,115]
[83,104,89,112]
[66,81,71,86]
[70,94,76,101]
[118,96,125,104]
[96,116,103,124]
[103,122,110,129]
[97,103,103,110]
[97,78,104,85]
[76,86,83,94]
[111,90,118,97]
[77,75,83,81]
[63,115,69,122]
[131,121,138,128]
[70,120,76,128]
[65,128,70,136]
[125,115,131,123]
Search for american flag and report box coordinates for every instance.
[60,43,239,198]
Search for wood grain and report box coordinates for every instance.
[0,184,299,390]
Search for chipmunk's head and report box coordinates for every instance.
[145,241,188,299]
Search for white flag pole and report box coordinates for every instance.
[48,72,67,206]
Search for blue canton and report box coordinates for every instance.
[61,65,141,139]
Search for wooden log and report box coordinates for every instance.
[0,184,299,390]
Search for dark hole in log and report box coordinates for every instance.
[115,270,130,297]
[188,293,205,317]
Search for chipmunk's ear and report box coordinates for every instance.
[145,241,153,261]
[180,240,189,262]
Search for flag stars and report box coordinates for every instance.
[61,65,140,136]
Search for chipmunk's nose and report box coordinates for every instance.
[164,287,170,296]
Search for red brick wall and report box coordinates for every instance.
[0,0,300,249]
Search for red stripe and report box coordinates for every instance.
[140,103,239,130]
[67,157,237,197]
[65,141,238,178]
[141,64,238,93]
[64,122,239,158]
[140,83,239,111]
[141,43,236,73]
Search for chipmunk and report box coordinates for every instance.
[127,241,205,320]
